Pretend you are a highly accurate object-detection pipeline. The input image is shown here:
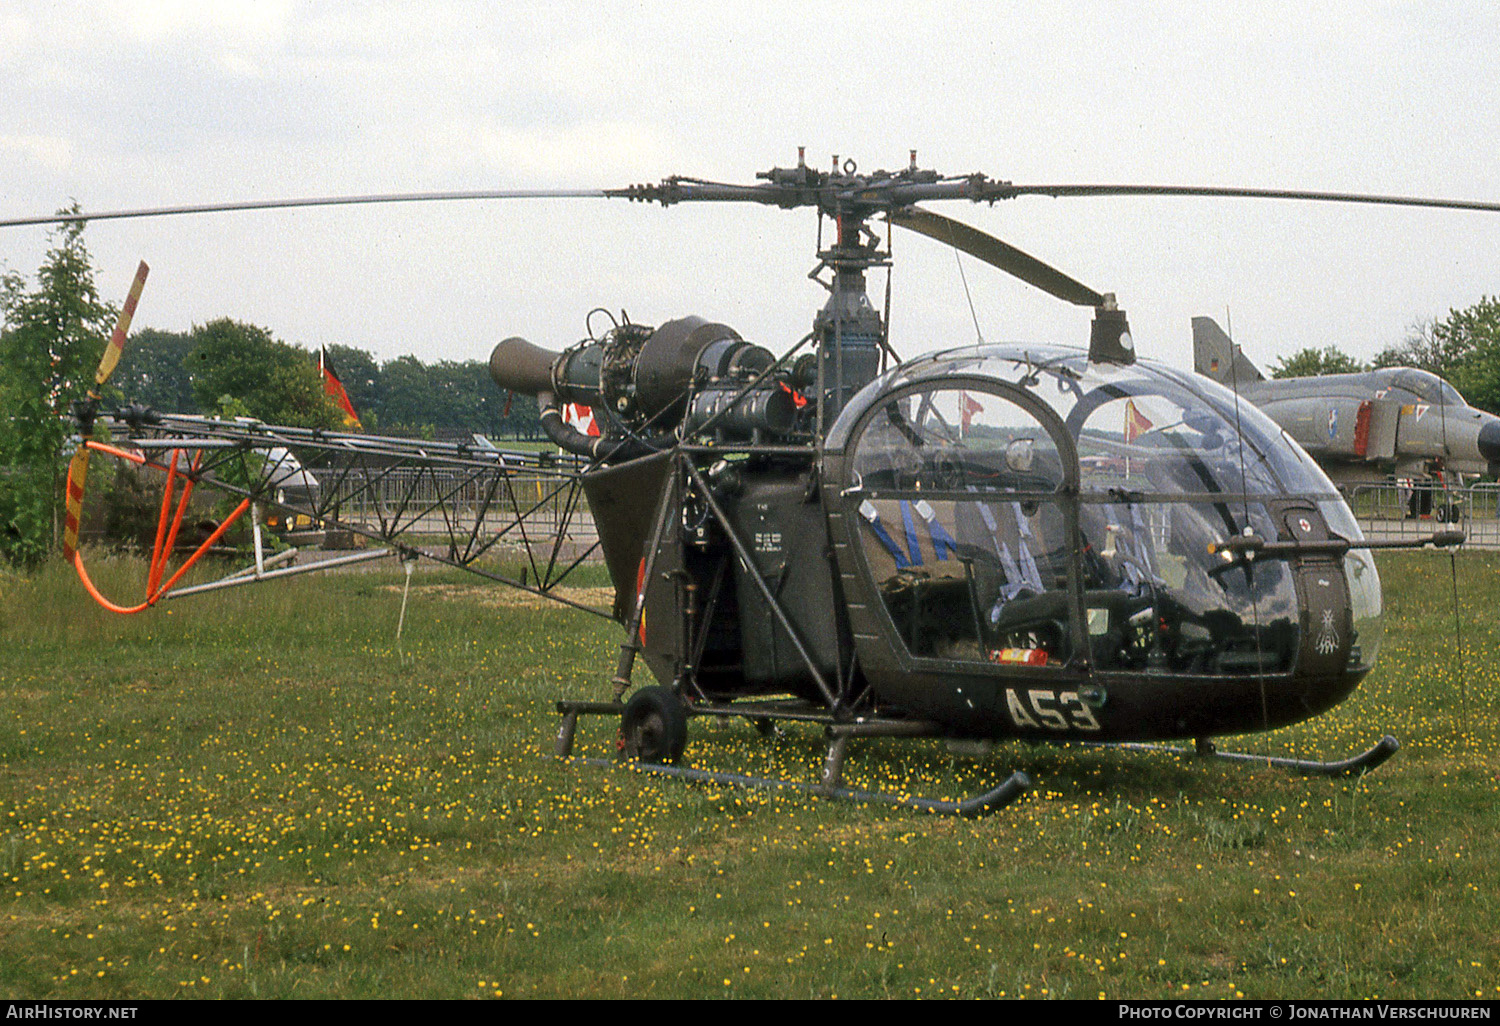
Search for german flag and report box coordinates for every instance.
[320,347,361,429]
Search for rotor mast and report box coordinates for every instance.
[803,154,891,429]
[810,207,884,429]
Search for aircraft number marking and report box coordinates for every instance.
[1004,689,1101,732]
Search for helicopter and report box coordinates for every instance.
[19,151,1490,815]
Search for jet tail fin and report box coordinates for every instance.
[1192,316,1264,385]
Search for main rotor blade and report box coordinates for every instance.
[12,175,1499,230]
[889,206,1106,307]
[1002,183,1500,214]
[0,189,608,229]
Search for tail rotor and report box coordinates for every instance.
[62,260,149,561]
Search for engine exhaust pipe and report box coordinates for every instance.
[488,336,561,397]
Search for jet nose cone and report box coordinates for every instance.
[1480,418,1500,466]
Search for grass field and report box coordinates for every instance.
[1,549,1496,1000]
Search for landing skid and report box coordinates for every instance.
[554,698,1032,817]
[553,699,1398,817]
[1094,734,1401,776]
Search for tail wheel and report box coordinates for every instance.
[620,686,688,765]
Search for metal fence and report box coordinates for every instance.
[1343,481,1500,548]
[319,463,597,543]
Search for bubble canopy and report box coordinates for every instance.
[823,344,1381,718]
[827,343,1339,499]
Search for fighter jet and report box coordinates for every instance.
[1192,316,1500,491]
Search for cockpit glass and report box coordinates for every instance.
[1070,389,1281,496]
[850,387,1063,493]
[835,345,1338,497]
[1075,498,1297,676]
[850,384,1076,666]
[1391,369,1463,406]
[841,347,1320,679]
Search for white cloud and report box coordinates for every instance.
[0,13,30,66]
[0,134,73,172]
[109,0,293,45]
[417,121,673,181]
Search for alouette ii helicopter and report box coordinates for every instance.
[20,151,1489,815]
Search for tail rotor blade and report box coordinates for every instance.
[95,261,149,387]
[66,260,148,559]
[62,446,91,561]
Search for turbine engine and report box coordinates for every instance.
[489,316,806,460]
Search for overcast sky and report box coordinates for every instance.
[3,1,1499,377]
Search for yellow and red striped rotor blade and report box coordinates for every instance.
[66,260,148,558]
[62,446,91,561]
[94,260,149,388]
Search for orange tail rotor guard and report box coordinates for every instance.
[67,441,252,613]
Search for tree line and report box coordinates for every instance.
[117,323,541,439]
[1271,297,1500,413]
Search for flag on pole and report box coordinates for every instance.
[1123,399,1153,443]
[1123,399,1153,478]
[320,347,361,429]
[959,391,984,436]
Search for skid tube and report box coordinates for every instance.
[1090,734,1401,777]
[553,698,1031,817]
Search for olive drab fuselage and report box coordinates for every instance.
[622,343,1382,743]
